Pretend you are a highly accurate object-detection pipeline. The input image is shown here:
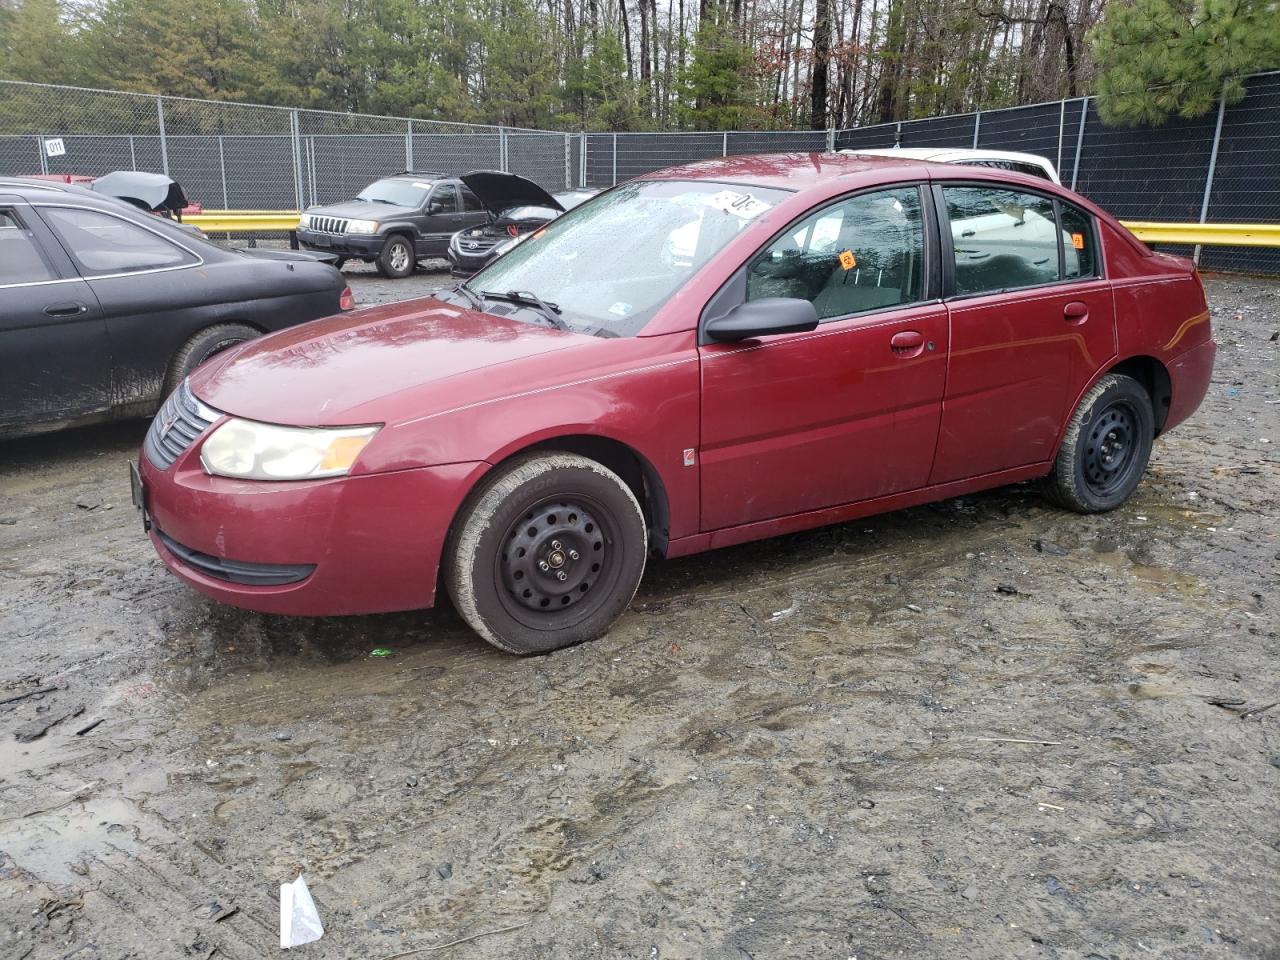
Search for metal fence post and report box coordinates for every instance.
[972,111,981,148]
[156,96,169,175]
[579,132,587,187]
[722,131,728,156]
[405,119,414,171]
[1194,79,1230,264]
[290,109,304,212]
[826,126,836,152]
[498,126,507,172]
[1056,99,1066,175]
[1070,96,1089,191]
[218,136,228,209]
[129,135,137,171]
[894,121,902,146]
[563,134,571,190]
[612,133,618,186]
[36,136,47,174]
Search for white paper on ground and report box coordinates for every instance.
[280,875,324,948]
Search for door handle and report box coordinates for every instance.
[890,330,925,354]
[44,301,87,317]
[1064,301,1088,324]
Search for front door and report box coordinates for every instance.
[421,183,463,256]
[0,199,110,432]
[699,185,948,531]
[929,184,1116,484]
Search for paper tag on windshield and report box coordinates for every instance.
[839,250,857,270]
[412,182,432,189]
[706,190,771,220]
[1071,232,1085,250]
[608,301,634,316]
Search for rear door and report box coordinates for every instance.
[698,184,948,530]
[929,182,1115,483]
[0,197,111,432]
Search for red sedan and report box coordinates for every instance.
[134,153,1215,654]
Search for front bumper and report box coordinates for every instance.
[445,246,497,276]
[297,228,383,258]
[139,449,488,616]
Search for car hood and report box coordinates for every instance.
[306,200,415,220]
[461,171,563,216]
[189,296,582,426]
[92,171,188,213]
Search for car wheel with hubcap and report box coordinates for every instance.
[1043,372,1155,513]
[377,236,415,279]
[446,453,647,654]
[163,323,258,399]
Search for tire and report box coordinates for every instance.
[163,323,258,399]
[376,235,415,278]
[445,453,647,655]
[1043,373,1155,513]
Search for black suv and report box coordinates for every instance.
[297,172,489,278]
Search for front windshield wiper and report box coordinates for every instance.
[357,197,396,205]
[481,289,571,332]
[448,280,484,311]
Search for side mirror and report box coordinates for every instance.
[427,200,446,214]
[704,297,819,342]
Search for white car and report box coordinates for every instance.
[839,147,1060,184]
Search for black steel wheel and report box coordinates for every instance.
[1044,373,1155,513]
[446,453,647,654]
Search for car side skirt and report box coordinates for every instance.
[665,461,1051,558]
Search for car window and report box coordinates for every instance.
[470,178,791,337]
[357,178,433,207]
[0,210,57,283]
[944,186,1059,296]
[1059,201,1098,279]
[39,206,197,276]
[461,187,485,212]
[430,184,459,214]
[747,186,925,320]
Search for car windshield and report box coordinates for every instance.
[468,179,791,336]
[356,178,432,207]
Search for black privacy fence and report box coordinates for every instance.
[2,72,1276,274]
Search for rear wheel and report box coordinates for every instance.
[377,235,415,278]
[163,323,258,399]
[1043,373,1154,513]
[445,454,647,654]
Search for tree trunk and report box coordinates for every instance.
[811,0,830,129]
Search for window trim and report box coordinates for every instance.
[428,183,460,214]
[933,180,1103,302]
[33,202,204,280]
[699,181,940,343]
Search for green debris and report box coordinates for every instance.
[370,647,392,658]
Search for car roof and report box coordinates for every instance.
[636,152,933,192]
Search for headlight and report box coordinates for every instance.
[346,219,380,234]
[200,418,381,481]
[299,213,312,229]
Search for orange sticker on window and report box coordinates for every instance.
[1071,232,1085,250]
[839,250,857,270]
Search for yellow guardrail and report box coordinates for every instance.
[186,211,301,232]
[1120,221,1280,248]
[186,211,1280,249]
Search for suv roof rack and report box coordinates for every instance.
[396,169,447,178]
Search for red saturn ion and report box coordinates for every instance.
[133,153,1215,654]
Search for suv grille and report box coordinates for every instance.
[144,381,220,470]
[309,215,349,234]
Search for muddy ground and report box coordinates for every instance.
[1,271,1277,960]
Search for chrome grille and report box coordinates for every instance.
[308,215,349,235]
[144,381,220,470]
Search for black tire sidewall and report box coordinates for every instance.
[1066,376,1154,511]
[378,236,415,278]
[459,463,646,654]
[165,324,257,397]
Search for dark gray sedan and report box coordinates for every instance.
[0,178,352,440]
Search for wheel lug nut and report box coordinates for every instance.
[569,549,579,560]
[551,540,561,550]
[556,571,567,581]
[538,560,550,572]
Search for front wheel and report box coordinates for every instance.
[376,235,415,278]
[445,454,647,654]
[1043,373,1155,513]
[163,323,258,399]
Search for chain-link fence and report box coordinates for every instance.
[0,80,576,213]
[1,75,1276,273]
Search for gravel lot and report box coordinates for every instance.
[1,270,1277,960]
